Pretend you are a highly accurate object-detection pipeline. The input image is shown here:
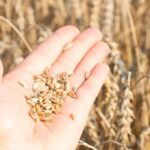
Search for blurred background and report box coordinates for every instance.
[0,0,150,149]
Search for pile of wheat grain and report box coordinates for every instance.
[25,69,75,122]
[0,0,150,149]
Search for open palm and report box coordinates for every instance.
[0,26,109,150]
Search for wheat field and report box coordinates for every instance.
[0,0,150,150]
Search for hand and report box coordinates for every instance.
[0,26,109,150]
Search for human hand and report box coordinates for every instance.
[0,26,109,150]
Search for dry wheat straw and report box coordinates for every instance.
[116,72,134,148]
[78,140,98,150]
[89,0,101,28]
[0,16,32,52]
[101,0,114,41]
[0,0,150,149]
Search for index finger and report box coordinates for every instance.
[18,26,80,75]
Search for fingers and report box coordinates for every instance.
[0,60,4,81]
[70,41,110,87]
[2,26,79,87]
[16,25,80,75]
[49,28,102,76]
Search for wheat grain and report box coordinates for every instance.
[63,42,73,52]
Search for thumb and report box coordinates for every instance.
[0,59,4,80]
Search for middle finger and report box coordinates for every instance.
[49,28,102,76]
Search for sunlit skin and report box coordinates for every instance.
[0,26,110,150]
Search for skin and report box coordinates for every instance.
[0,26,110,150]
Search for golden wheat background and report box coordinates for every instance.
[0,0,150,149]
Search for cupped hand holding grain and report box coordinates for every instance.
[0,26,110,150]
